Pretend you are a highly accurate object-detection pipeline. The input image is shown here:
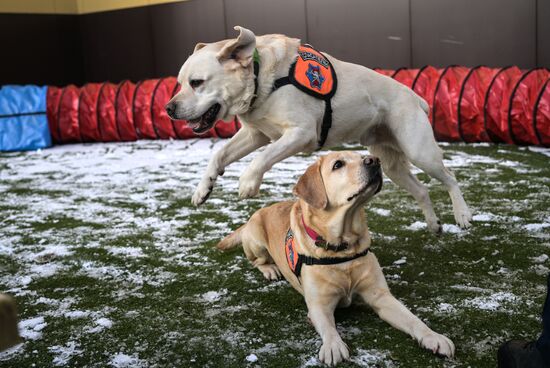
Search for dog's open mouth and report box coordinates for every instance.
[187,103,221,134]
[347,172,383,201]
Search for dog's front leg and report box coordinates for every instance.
[192,127,270,206]
[358,264,455,357]
[305,294,350,366]
[239,128,315,198]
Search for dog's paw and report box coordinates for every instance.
[238,175,261,199]
[454,207,472,229]
[318,337,349,366]
[427,219,442,234]
[191,182,214,206]
[257,264,281,281]
[419,332,455,358]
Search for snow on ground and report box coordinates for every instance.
[0,139,549,367]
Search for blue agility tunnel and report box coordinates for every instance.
[0,85,51,151]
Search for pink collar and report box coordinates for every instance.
[301,215,349,252]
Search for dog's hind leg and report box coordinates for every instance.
[388,105,472,228]
[369,144,441,233]
[241,215,281,281]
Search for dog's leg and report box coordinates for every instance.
[412,157,472,229]
[240,215,281,281]
[0,294,21,352]
[239,128,315,198]
[304,291,350,366]
[357,258,455,357]
[192,127,270,206]
[390,107,472,228]
[245,243,281,280]
[369,145,441,233]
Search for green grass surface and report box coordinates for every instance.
[0,140,549,367]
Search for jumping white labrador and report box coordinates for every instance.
[217,152,455,365]
[166,26,472,233]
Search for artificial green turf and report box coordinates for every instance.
[0,141,549,367]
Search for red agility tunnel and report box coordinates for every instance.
[432,66,470,142]
[115,80,138,141]
[392,68,420,89]
[508,68,550,145]
[535,79,550,146]
[57,85,81,143]
[79,83,103,142]
[483,66,524,144]
[458,66,499,143]
[44,66,549,146]
[411,66,442,124]
[47,78,241,144]
[97,82,119,142]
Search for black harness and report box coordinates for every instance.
[285,228,370,280]
[250,45,338,149]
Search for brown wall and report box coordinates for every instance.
[0,0,547,86]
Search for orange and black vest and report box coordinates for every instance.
[272,45,338,148]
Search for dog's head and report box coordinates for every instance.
[293,151,382,210]
[165,26,257,134]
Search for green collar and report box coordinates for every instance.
[249,48,260,109]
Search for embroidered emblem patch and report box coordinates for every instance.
[305,64,325,91]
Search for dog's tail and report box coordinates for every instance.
[216,224,245,251]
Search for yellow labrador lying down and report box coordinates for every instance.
[217,151,454,365]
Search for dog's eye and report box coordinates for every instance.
[189,79,204,89]
[332,160,344,170]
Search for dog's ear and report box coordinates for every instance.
[293,159,328,209]
[194,43,207,53]
[217,26,256,67]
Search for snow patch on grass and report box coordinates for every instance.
[405,221,426,231]
[19,316,47,340]
[351,349,394,367]
[463,292,518,311]
[200,289,228,303]
[87,317,113,334]
[370,208,391,217]
[524,223,550,232]
[109,352,146,368]
[49,341,82,366]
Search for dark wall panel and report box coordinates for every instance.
[151,0,226,78]
[79,7,156,83]
[411,0,536,69]
[538,0,550,68]
[306,0,410,69]
[0,14,83,86]
[0,0,545,85]
[224,0,307,40]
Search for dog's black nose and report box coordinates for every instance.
[165,102,176,118]
[363,155,380,167]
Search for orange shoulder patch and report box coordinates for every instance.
[285,229,299,273]
[291,45,336,98]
